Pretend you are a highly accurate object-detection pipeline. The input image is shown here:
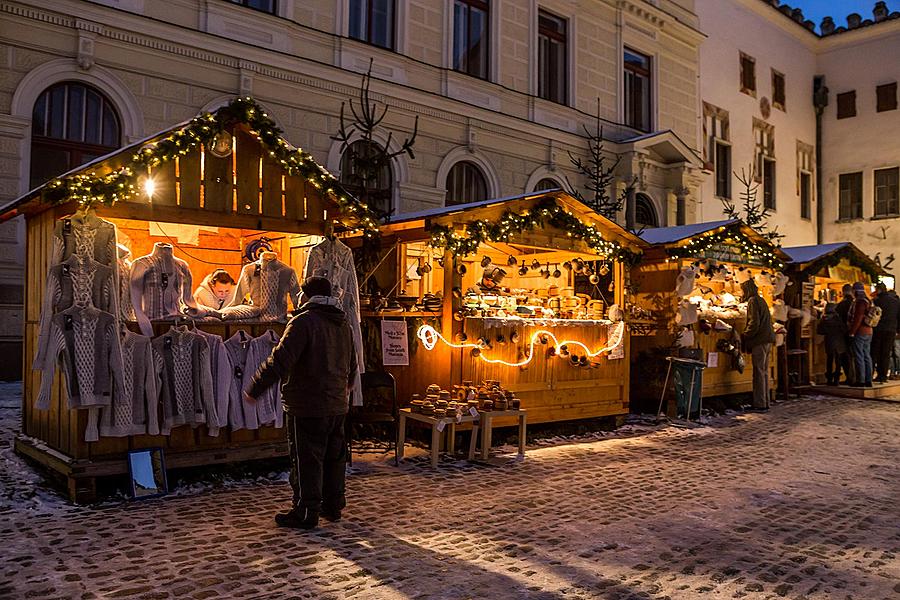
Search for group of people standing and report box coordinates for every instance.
[818,282,900,387]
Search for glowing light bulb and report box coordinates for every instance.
[144,177,156,201]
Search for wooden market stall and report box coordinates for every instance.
[783,242,886,384]
[0,98,377,501]
[629,220,790,410]
[351,191,647,426]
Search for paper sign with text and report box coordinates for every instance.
[381,320,409,366]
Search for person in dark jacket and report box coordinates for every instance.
[816,303,849,386]
[835,283,855,383]
[244,276,357,529]
[741,279,776,410]
[872,282,900,383]
[847,281,874,387]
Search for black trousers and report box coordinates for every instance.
[872,329,897,381]
[825,350,850,383]
[286,413,347,513]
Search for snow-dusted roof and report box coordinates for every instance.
[782,243,850,265]
[637,220,738,245]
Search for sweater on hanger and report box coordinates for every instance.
[130,243,199,336]
[37,305,125,410]
[34,254,119,369]
[221,258,300,322]
[304,238,364,406]
[118,247,135,321]
[51,211,118,267]
[85,331,159,441]
[152,328,218,436]
[246,329,283,428]
[223,330,256,430]
[194,328,231,428]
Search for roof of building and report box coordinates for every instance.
[782,242,850,264]
[637,219,738,245]
[759,0,900,38]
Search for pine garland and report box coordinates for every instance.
[40,97,379,236]
[427,198,642,266]
[666,222,785,269]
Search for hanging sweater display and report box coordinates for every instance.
[130,242,200,336]
[117,244,135,321]
[221,253,301,322]
[33,254,119,369]
[37,304,125,410]
[194,328,231,428]
[50,209,118,267]
[85,330,159,441]
[152,327,218,436]
[246,329,283,428]
[222,330,256,430]
[304,238,364,406]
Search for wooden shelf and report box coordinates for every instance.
[361,310,442,318]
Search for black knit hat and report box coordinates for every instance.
[302,276,332,298]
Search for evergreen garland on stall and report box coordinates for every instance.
[666,222,785,270]
[427,198,642,266]
[40,97,380,236]
[802,245,882,282]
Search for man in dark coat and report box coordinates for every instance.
[816,303,849,386]
[244,276,357,529]
[872,282,900,383]
[835,283,855,383]
[741,279,776,410]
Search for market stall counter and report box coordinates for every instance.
[783,242,887,385]
[1,98,376,502]
[630,220,791,412]
[350,191,647,428]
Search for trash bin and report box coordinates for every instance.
[669,357,706,420]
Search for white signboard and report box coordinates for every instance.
[381,320,409,366]
[707,352,719,368]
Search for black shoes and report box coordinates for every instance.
[275,508,319,530]
[321,508,342,523]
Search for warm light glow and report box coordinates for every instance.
[416,322,626,368]
[144,177,156,201]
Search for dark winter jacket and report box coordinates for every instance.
[816,308,848,354]
[835,296,853,324]
[741,279,775,349]
[873,290,900,334]
[847,294,873,337]
[247,299,357,417]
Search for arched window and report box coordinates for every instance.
[445,161,488,206]
[340,140,393,217]
[533,177,562,192]
[30,82,121,188]
[635,193,659,228]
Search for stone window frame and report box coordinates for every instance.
[703,102,731,200]
[796,141,814,221]
[772,69,786,112]
[739,51,756,97]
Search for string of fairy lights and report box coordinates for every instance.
[40,97,380,237]
[416,321,626,368]
[666,223,785,270]
[427,198,643,266]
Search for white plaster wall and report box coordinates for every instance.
[695,0,818,245]
[818,23,900,271]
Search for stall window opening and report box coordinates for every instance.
[445,161,488,206]
[340,140,393,217]
[874,167,899,218]
[30,82,121,189]
[839,172,863,220]
[229,0,276,14]
[624,48,652,132]
[453,0,490,80]
[349,0,395,50]
[538,9,568,105]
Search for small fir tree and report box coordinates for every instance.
[720,163,784,244]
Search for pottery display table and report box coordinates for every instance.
[397,408,527,467]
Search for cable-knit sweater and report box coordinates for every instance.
[194,328,231,428]
[223,330,256,430]
[152,328,218,436]
[305,238,364,406]
[130,243,199,336]
[51,210,118,267]
[246,329,283,428]
[221,257,300,322]
[37,305,125,410]
[118,246,135,321]
[34,254,119,369]
[85,331,159,441]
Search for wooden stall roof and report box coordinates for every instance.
[637,218,791,263]
[381,190,648,253]
[783,242,887,277]
[0,97,377,236]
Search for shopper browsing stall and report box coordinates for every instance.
[741,278,775,410]
[847,282,875,388]
[872,282,899,383]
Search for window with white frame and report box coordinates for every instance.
[348,0,395,50]
[624,48,652,132]
[453,0,490,79]
[874,167,899,218]
[753,118,775,210]
[797,141,814,220]
[703,102,731,199]
[538,9,567,105]
[839,172,863,220]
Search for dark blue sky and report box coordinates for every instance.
[788,0,887,30]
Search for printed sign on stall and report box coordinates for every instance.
[381,320,409,366]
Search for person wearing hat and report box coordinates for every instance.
[740,278,776,410]
[847,281,874,387]
[872,281,900,383]
[469,265,507,295]
[835,283,856,384]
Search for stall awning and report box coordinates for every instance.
[638,219,738,245]
[0,97,379,235]
[784,242,886,278]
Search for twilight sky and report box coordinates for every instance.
[786,0,888,30]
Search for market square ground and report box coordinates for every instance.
[1,381,898,600]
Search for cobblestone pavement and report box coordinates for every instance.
[1,385,899,600]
